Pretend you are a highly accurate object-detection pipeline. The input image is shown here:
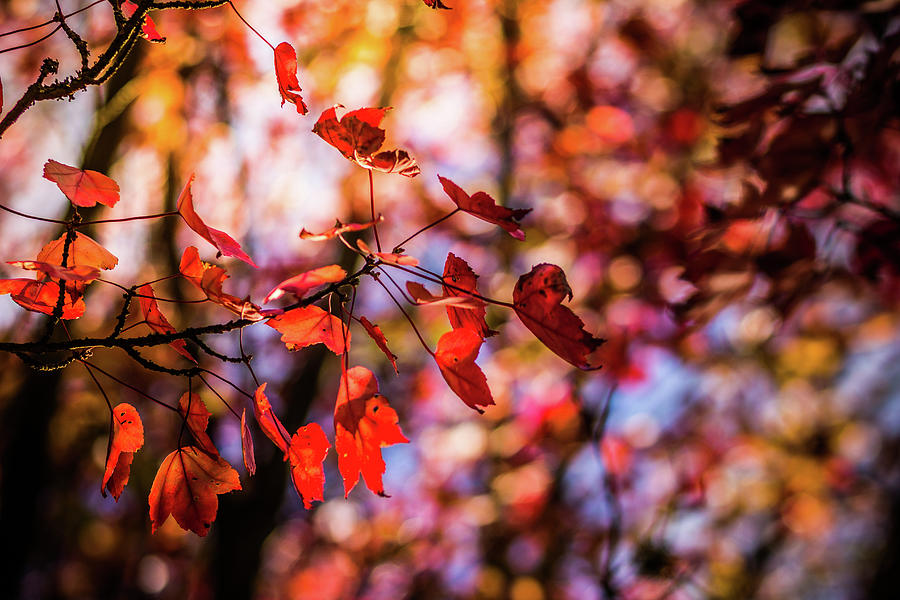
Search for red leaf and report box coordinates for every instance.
[148,446,241,536]
[434,328,494,413]
[138,284,196,362]
[241,409,257,476]
[313,105,420,177]
[406,280,484,308]
[267,305,349,355]
[423,0,451,8]
[513,264,604,370]
[334,366,408,496]
[357,240,419,266]
[252,383,291,457]
[43,159,120,208]
[299,216,384,241]
[121,0,166,43]
[178,392,219,457]
[442,253,497,338]
[36,232,118,288]
[274,41,308,115]
[288,423,330,508]
[264,264,346,303]
[439,175,531,240]
[359,316,398,374]
[0,279,85,319]
[179,246,264,320]
[101,403,144,500]
[177,175,257,268]
[7,261,100,282]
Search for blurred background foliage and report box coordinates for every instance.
[1,0,900,598]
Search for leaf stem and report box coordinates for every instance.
[227,0,274,51]
[0,202,69,224]
[392,208,459,252]
[76,210,180,226]
[368,170,382,252]
[371,272,434,357]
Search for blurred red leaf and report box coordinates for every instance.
[267,305,349,355]
[148,446,241,536]
[439,175,531,240]
[288,423,330,508]
[252,383,291,458]
[241,409,257,476]
[178,392,219,457]
[274,41,308,115]
[177,175,257,268]
[359,316,398,374]
[42,159,120,208]
[513,264,604,370]
[264,264,346,303]
[299,216,384,241]
[179,246,264,320]
[334,366,408,496]
[434,327,494,413]
[442,253,497,338]
[138,284,196,362]
[121,0,166,42]
[101,403,144,500]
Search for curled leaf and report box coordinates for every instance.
[299,216,384,241]
[43,159,120,208]
[439,175,531,240]
[177,175,257,268]
[334,366,408,496]
[513,264,604,370]
[359,316,398,374]
[264,264,346,303]
[267,305,349,355]
[241,409,257,476]
[435,328,494,413]
[138,284,196,362]
[357,239,419,266]
[148,446,241,536]
[179,246,264,320]
[252,383,291,457]
[274,41,308,115]
[406,280,484,309]
[7,261,100,282]
[101,403,144,500]
[178,392,219,457]
[442,253,497,338]
[288,423,330,508]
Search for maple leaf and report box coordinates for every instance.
[241,409,257,476]
[0,279,85,319]
[288,423,330,508]
[359,316,398,374]
[299,216,384,241]
[357,240,419,266]
[177,175,257,268]
[36,232,118,292]
[148,446,241,536]
[252,383,291,457]
[42,159,120,208]
[101,403,144,500]
[434,328,494,413]
[406,280,484,308]
[179,246,264,320]
[178,392,219,457]
[267,305,349,355]
[313,105,421,177]
[334,366,408,496]
[439,175,532,240]
[513,264,604,370]
[274,42,308,115]
[138,284,196,362]
[7,261,100,282]
[121,0,166,43]
[442,252,497,338]
[264,264,347,303]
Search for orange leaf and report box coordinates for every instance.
[43,159,120,208]
[148,446,241,536]
[334,366,408,496]
[252,383,291,457]
[7,261,100,282]
[513,264,604,370]
[101,403,144,500]
[299,216,383,241]
[0,279,85,319]
[179,246,264,320]
[177,175,257,268]
[274,41,308,115]
[138,284,196,362]
[439,175,531,240]
[357,239,419,266]
[359,316,398,374]
[241,409,256,476]
[177,392,219,457]
[267,305,349,355]
[288,423,330,508]
[434,328,494,413]
[264,264,346,303]
[442,253,497,338]
[36,232,118,285]
[406,280,483,308]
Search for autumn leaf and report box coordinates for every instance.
[274,41,308,115]
[252,383,291,457]
[148,446,241,536]
[43,159,120,208]
[406,280,484,308]
[36,232,118,293]
[178,392,219,457]
[288,423,330,508]
[241,409,257,476]
[299,216,384,241]
[267,305,349,355]
[313,105,421,177]
[434,327,494,413]
[357,240,419,266]
[513,264,604,370]
[438,175,531,240]
[7,261,100,282]
[101,403,144,501]
[264,264,347,303]
[121,0,166,43]
[359,316,398,374]
[179,246,264,320]
[423,0,451,8]
[334,366,408,496]
[138,284,196,362]
[177,175,257,268]
[0,279,85,319]
[442,253,497,338]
